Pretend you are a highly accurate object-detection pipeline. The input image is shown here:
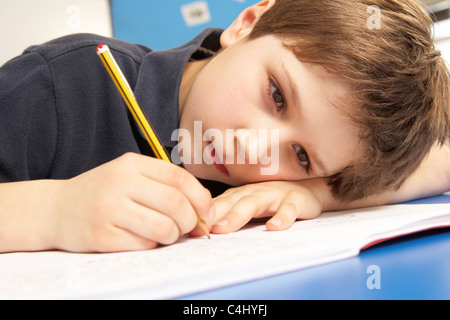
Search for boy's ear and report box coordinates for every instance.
[220,0,275,48]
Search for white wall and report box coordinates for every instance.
[0,0,112,66]
[434,18,450,66]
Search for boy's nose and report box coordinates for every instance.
[234,128,280,165]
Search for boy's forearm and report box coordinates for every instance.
[0,180,60,252]
[380,144,450,203]
[314,144,450,212]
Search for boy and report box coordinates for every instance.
[0,0,448,252]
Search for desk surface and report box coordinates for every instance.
[180,194,450,300]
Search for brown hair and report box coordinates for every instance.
[250,0,450,201]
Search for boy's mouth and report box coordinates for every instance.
[206,141,230,177]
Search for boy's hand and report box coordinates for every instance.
[209,180,323,234]
[50,152,214,252]
[209,144,450,235]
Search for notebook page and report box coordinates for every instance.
[0,203,449,299]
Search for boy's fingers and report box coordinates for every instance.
[266,190,322,231]
[212,192,276,234]
[212,186,260,222]
[122,153,214,222]
[211,191,245,223]
[189,222,212,238]
[96,227,159,252]
[266,194,300,231]
[131,176,198,235]
[112,202,181,245]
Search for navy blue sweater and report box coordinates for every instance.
[0,29,224,192]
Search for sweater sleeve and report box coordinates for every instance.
[0,51,58,181]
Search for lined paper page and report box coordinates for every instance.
[0,203,449,299]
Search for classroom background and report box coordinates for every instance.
[0,0,449,301]
[0,0,449,67]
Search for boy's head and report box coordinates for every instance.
[249,0,450,201]
[178,0,449,201]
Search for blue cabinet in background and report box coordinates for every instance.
[111,0,260,50]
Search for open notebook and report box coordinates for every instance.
[1,200,449,299]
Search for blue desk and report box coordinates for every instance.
[180,194,450,300]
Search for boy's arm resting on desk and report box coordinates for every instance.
[0,153,214,253]
[324,143,450,210]
[0,180,61,252]
[211,144,450,234]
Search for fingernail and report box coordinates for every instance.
[215,219,228,226]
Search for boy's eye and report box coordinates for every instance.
[269,79,286,111]
[294,144,311,173]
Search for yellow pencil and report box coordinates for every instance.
[96,44,210,239]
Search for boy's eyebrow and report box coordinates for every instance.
[280,62,330,177]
